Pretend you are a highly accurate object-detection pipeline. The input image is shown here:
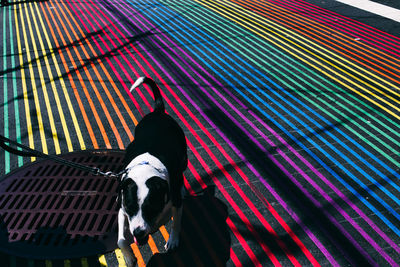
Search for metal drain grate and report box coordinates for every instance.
[0,150,125,259]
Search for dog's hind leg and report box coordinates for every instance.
[165,170,184,251]
[165,204,183,251]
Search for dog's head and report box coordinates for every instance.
[118,175,170,245]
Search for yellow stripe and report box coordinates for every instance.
[14,2,35,160]
[242,0,400,92]
[52,1,126,149]
[98,254,108,266]
[115,249,128,267]
[18,2,49,155]
[264,1,400,73]
[24,2,68,154]
[80,257,89,267]
[32,2,86,151]
[219,0,400,99]
[196,0,400,119]
[22,2,60,153]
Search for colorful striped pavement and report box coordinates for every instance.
[1,0,399,266]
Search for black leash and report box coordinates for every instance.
[0,134,125,178]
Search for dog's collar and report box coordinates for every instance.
[123,152,169,183]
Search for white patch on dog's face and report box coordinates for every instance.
[120,153,170,244]
[122,171,168,236]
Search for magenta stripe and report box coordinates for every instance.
[119,3,399,264]
[63,0,396,264]
[68,1,270,264]
[96,0,398,264]
[126,2,400,264]
[89,0,327,264]
[293,0,400,44]
[97,0,381,264]
[268,0,400,56]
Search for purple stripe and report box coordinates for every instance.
[97,2,338,264]
[97,0,393,264]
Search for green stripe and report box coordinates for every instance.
[9,5,23,168]
[3,7,10,174]
[164,0,400,165]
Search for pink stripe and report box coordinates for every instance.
[115,2,385,264]
[268,0,400,56]
[67,0,263,264]
[86,0,340,264]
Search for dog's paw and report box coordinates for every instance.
[118,239,137,267]
[164,230,180,251]
[121,249,137,267]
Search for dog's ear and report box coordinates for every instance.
[117,179,139,216]
[145,176,169,203]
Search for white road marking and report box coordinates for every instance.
[335,0,400,23]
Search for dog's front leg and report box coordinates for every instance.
[118,209,137,267]
[165,205,182,251]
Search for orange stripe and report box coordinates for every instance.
[45,1,112,149]
[131,244,146,267]
[59,0,136,145]
[235,0,400,83]
[147,235,159,254]
[40,2,99,149]
[51,0,123,149]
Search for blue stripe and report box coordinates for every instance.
[127,0,400,234]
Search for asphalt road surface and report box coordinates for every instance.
[1,0,399,266]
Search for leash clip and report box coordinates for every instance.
[97,169,127,179]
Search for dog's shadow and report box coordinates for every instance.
[148,186,230,267]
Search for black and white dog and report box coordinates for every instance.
[117,77,187,266]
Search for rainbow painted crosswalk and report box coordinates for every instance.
[1,0,399,266]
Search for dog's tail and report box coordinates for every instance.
[130,77,165,113]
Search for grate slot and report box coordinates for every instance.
[46,164,58,177]
[0,195,11,209]
[9,195,21,210]
[33,166,43,177]
[30,195,42,210]
[39,166,49,177]
[73,196,84,210]
[53,164,64,176]
[22,195,35,209]
[27,213,41,230]
[64,197,74,209]
[53,213,64,227]
[97,215,108,231]
[10,213,21,229]
[40,195,52,209]
[21,179,33,192]
[67,167,76,177]
[74,179,84,191]
[35,178,47,192]
[11,179,24,192]
[17,213,31,230]
[27,179,38,192]
[88,213,98,231]
[79,213,91,232]
[42,179,54,192]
